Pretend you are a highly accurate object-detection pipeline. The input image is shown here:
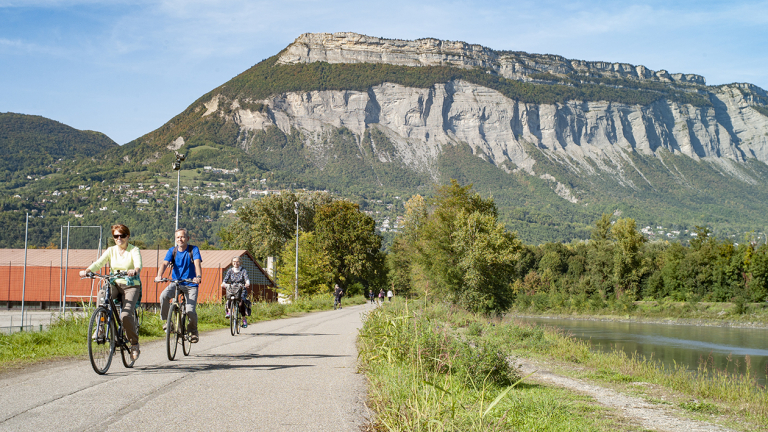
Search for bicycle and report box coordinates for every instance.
[158,278,195,360]
[84,271,140,375]
[227,283,244,336]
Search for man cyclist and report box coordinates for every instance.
[155,228,203,343]
[333,284,344,310]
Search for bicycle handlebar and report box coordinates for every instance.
[83,270,130,280]
[157,277,196,284]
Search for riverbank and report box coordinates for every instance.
[508,300,768,329]
[359,300,767,431]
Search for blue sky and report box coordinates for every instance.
[2,0,767,145]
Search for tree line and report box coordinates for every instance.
[219,180,768,315]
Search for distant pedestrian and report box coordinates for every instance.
[333,284,344,310]
[368,289,375,304]
[378,289,385,305]
[387,289,393,302]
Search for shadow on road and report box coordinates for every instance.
[133,352,351,374]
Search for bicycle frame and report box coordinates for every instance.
[95,274,131,351]
[159,277,195,360]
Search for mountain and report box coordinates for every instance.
[0,112,118,176]
[7,33,768,246]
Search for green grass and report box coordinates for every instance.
[359,299,768,431]
[0,294,367,370]
[358,300,639,431]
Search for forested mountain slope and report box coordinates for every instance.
[4,33,768,247]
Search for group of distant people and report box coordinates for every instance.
[331,284,395,309]
[368,288,393,304]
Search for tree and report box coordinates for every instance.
[219,191,333,260]
[452,210,522,314]
[386,194,427,297]
[276,232,334,297]
[610,217,646,297]
[415,180,498,299]
[313,200,384,292]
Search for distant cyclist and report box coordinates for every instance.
[333,284,344,310]
[221,256,250,328]
[79,224,142,361]
[155,228,202,343]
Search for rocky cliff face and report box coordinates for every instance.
[277,32,706,85]
[194,33,768,202]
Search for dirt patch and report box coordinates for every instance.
[515,357,737,432]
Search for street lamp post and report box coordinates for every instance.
[172,152,186,231]
[294,202,299,301]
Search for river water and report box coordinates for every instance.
[513,316,768,387]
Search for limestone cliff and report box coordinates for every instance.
[190,33,768,203]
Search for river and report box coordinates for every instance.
[513,316,768,387]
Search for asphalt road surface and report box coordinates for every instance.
[0,303,374,432]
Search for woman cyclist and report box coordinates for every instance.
[79,224,142,361]
[221,257,250,328]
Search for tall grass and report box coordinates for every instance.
[359,301,628,431]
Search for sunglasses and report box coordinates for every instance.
[113,234,128,239]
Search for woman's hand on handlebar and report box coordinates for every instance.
[79,270,89,278]
[126,269,137,277]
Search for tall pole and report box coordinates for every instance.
[21,213,29,329]
[63,221,70,314]
[294,202,299,301]
[175,169,180,231]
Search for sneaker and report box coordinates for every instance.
[225,312,230,318]
[189,333,199,343]
[130,344,140,361]
[162,323,167,332]
[92,325,105,341]
[242,320,247,328]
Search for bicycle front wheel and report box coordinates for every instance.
[88,306,115,375]
[182,313,191,356]
[166,304,180,360]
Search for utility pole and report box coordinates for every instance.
[21,213,28,329]
[172,152,186,231]
[294,201,299,301]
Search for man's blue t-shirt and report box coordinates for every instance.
[163,245,202,287]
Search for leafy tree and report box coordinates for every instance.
[276,232,334,297]
[313,200,384,293]
[610,218,646,297]
[452,210,523,314]
[219,191,333,260]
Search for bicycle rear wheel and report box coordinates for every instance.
[235,306,241,334]
[166,304,180,360]
[88,306,115,375]
[230,301,237,336]
[120,345,135,368]
[181,312,192,356]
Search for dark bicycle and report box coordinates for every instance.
[158,277,195,360]
[227,283,244,336]
[84,271,140,375]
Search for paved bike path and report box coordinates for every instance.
[0,303,374,432]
